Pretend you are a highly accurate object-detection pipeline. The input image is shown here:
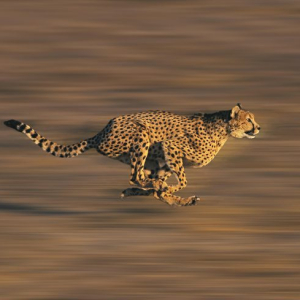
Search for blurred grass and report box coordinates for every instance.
[0,1,299,299]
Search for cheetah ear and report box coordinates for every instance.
[230,104,241,119]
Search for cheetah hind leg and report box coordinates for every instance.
[129,122,151,187]
[121,187,156,198]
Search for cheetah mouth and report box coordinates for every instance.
[245,131,256,139]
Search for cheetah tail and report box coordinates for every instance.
[4,119,97,158]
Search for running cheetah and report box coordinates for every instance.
[4,104,260,206]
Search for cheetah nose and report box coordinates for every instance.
[257,126,261,130]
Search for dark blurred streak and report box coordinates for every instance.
[115,207,167,215]
[0,201,92,216]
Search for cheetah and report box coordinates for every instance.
[4,103,260,206]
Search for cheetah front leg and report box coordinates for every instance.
[156,191,201,206]
[121,187,199,206]
[156,141,201,206]
[162,142,187,194]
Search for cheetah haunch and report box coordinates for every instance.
[4,104,260,206]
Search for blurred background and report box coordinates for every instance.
[0,1,299,299]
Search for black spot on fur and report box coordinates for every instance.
[19,124,26,132]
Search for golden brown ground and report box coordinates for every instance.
[0,1,299,299]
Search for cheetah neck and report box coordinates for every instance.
[202,109,231,131]
[200,110,231,153]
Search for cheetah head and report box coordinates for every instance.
[228,104,260,139]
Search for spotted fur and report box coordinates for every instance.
[4,104,260,206]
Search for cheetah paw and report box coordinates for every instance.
[183,196,201,206]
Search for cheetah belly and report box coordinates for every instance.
[183,151,218,168]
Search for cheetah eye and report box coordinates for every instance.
[247,118,251,122]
